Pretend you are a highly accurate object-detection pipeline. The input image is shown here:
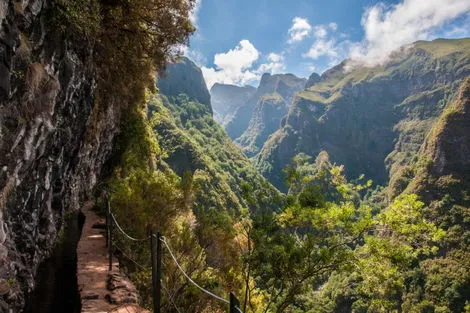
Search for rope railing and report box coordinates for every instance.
[110,212,150,242]
[106,200,244,313]
[160,235,230,305]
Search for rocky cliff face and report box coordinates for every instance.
[406,77,470,204]
[256,38,470,190]
[223,73,306,156]
[236,74,307,157]
[158,57,212,113]
[305,72,320,88]
[0,1,119,311]
[210,83,256,126]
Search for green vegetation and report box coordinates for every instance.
[243,153,446,312]
[236,92,289,157]
[149,92,281,279]
[225,73,306,157]
[105,84,468,312]
[110,96,454,312]
[105,90,281,311]
[12,1,469,312]
[107,100,226,310]
[48,0,196,117]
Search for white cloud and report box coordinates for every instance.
[349,0,470,66]
[185,49,207,67]
[201,41,288,88]
[303,39,339,60]
[329,22,338,31]
[257,53,286,73]
[189,0,202,25]
[313,25,328,38]
[288,17,312,44]
[267,53,283,63]
[303,22,344,65]
[202,40,261,88]
[214,40,260,70]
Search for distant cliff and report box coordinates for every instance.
[210,83,256,126]
[256,38,470,190]
[406,77,470,205]
[220,73,306,157]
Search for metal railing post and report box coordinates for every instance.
[104,193,108,247]
[108,201,113,271]
[230,292,240,313]
[151,231,162,313]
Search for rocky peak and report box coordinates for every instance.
[157,57,212,113]
[231,73,306,157]
[305,73,321,88]
[256,73,306,101]
[225,72,306,141]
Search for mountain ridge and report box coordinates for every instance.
[255,37,470,190]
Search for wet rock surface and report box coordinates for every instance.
[0,1,119,311]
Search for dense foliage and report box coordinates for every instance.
[106,100,225,311]
[105,80,468,313]
[244,153,446,313]
[52,0,195,115]
[149,92,282,290]
[105,91,281,312]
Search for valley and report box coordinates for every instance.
[0,1,469,313]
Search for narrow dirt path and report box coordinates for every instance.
[77,202,149,313]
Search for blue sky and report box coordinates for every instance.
[185,0,470,88]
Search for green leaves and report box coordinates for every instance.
[378,194,445,257]
[350,195,446,312]
[253,153,446,313]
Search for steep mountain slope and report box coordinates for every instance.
[224,73,306,157]
[395,77,470,313]
[224,74,306,140]
[211,83,256,126]
[158,57,212,113]
[406,77,470,204]
[153,57,281,274]
[256,38,470,190]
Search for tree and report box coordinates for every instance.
[250,154,444,313]
[250,154,374,313]
[96,0,196,110]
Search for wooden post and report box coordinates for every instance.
[151,231,162,313]
[105,212,108,248]
[105,194,108,247]
[230,292,241,313]
[108,202,113,271]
